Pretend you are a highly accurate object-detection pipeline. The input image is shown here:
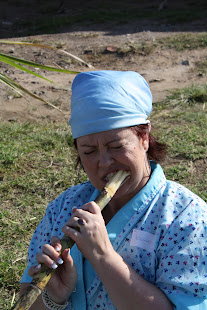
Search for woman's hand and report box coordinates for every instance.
[62,202,115,265]
[28,236,77,305]
[61,203,173,310]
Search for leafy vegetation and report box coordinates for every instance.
[0,41,83,111]
[152,84,207,200]
[90,33,207,58]
[0,83,206,309]
[193,57,207,75]
[157,33,207,51]
[117,42,155,56]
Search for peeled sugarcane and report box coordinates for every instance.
[11,170,130,310]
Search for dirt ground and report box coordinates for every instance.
[0,0,207,124]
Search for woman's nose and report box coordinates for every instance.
[98,151,114,167]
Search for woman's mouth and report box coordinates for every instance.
[104,172,116,182]
[104,171,130,185]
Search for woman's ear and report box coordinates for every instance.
[142,123,150,152]
[142,137,149,152]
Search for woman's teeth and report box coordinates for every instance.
[105,172,116,181]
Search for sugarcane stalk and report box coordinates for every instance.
[11,170,130,310]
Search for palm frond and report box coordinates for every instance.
[0,73,65,113]
[0,53,54,83]
[0,40,86,111]
[0,52,80,74]
[0,40,94,68]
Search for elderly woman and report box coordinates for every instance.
[20,71,207,310]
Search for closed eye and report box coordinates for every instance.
[111,145,122,149]
[83,150,95,155]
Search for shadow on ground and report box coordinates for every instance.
[1,0,207,39]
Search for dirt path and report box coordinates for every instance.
[0,1,207,123]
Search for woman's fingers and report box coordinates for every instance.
[63,202,104,238]
[62,210,90,239]
[36,252,58,270]
[81,201,101,214]
[36,243,64,269]
[62,224,81,243]
[28,249,76,277]
[28,263,42,277]
[61,248,75,267]
[51,236,62,252]
[66,202,101,226]
[72,202,101,218]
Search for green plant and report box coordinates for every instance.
[117,42,155,56]
[157,33,207,51]
[152,84,207,201]
[194,58,207,75]
[0,41,93,111]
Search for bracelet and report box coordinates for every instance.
[42,289,69,310]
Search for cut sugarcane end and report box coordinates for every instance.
[105,170,130,198]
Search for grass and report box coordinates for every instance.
[121,33,207,56]
[193,57,207,76]
[157,33,207,51]
[152,84,207,200]
[117,42,155,56]
[0,84,207,309]
[88,33,207,59]
[0,122,87,309]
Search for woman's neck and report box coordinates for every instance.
[102,197,129,225]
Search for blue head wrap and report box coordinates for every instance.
[69,70,152,139]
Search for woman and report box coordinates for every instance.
[20,71,207,310]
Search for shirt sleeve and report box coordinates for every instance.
[155,197,207,309]
[20,182,93,281]
[20,199,56,283]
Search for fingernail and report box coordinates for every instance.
[57,257,64,265]
[36,264,41,270]
[67,248,70,257]
[72,206,77,212]
[55,246,61,252]
[51,262,58,269]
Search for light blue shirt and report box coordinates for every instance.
[21,163,207,309]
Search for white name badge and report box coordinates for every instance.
[130,229,156,252]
